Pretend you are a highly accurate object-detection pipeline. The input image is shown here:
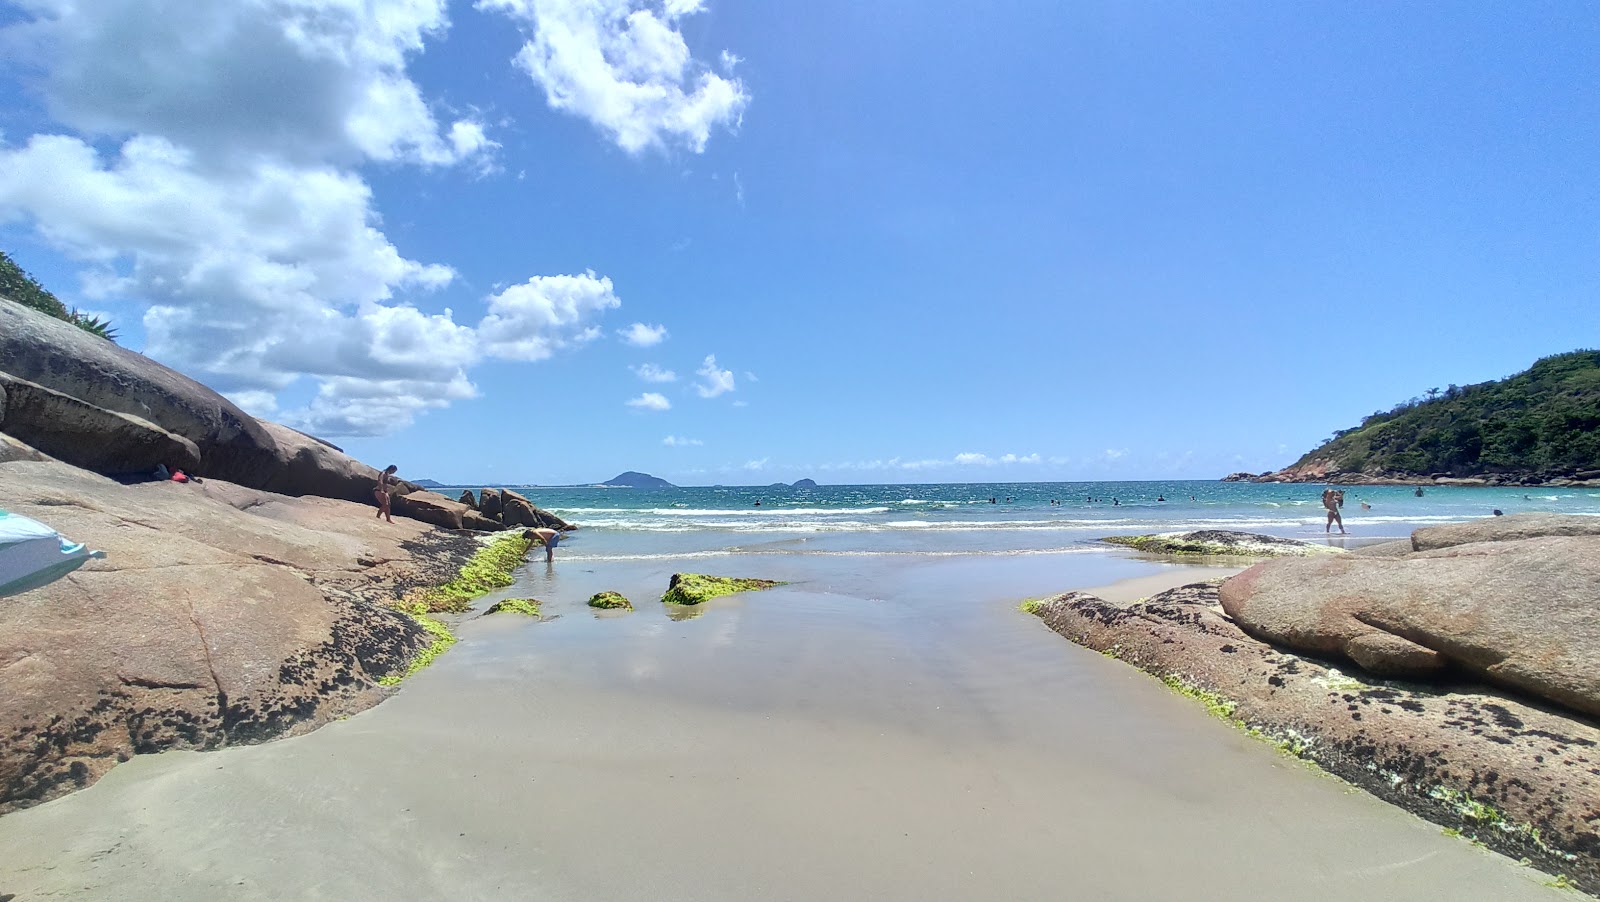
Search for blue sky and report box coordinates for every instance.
[2,1,1596,486]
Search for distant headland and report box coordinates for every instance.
[1229,350,1600,487]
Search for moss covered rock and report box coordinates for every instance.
[1102,530,1342,558]
[407,531,534,612]
[587,591,632,610]
[661,573,783,606]
[485,598,542,617]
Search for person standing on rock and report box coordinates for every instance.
[1322,488,1346,535]
[374,464,398,524]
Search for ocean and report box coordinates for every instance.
[443,480,1600,563]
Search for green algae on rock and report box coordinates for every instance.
[661,573,783,606]
[486,598,542,617]
[407,530,534,613]
[378,611,456,686]
[587,591,633,610]
[1102,530,1342,558]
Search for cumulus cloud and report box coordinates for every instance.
[5,0,492,168]
[627,392,671,411]
[662,435,702,446]
[0,1,634,436]
[631,362,677,382]
[477,271,622,361]
[618,321,668,346]
[743,457,768,471]
[479,0,749,153]
[695,353,735,398]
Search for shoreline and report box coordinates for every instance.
[1030,570,1600,895]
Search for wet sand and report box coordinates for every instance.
[0,551,1569,900]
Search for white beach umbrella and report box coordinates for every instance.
[0,507,105,597]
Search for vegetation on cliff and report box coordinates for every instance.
[406,531,534,613]
[1289,350,1600,479]
[1,250,119,341]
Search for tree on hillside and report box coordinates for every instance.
[0,250,119,342]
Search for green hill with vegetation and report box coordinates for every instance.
[1281,350,1600,482]
[0,250,118,341]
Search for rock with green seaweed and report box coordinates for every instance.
[406,531,533,613]
[587,591,633,610]
[1024,580,1600,893]
[486,598,543,617]
[378,611,456,686]
[661,573,784,606]
[1102,530,1342,558]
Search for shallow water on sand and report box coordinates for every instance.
[0,549,1570,901]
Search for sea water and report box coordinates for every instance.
[443,480,1600,562]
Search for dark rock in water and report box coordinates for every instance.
[0,298,280,484]
[1411,512,1600,551]
[587,591,632,610]
[1,371,202,475]
[600,470,675,489]
[479,487,503,520]
[1027,581,1600,892]
[1102,530,1340,558]
[500,489,573,531]
[485,598,542,617]
[390,488,469,530]
[791,478,819,489]
[661,573,782,605]
[1219,530,1600,717]
[458,490,477,509]
[1220,471,1264,482]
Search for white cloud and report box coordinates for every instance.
[478,271,622,361]
[953,452,990,466]
[695,353,735,397]
[743,370,758,382]
[0,1,653,439]
[719,50,742,73]
[5,0,492,168]
[743,457,768,471]
[1104,448,1127,460]
[627,392,671,411]
[618,321,668,346]
[817,452,1043,473]
[662,435,702,446]
[479,0,750,154]
[631,362,677,383]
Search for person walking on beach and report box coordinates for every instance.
[1323,488,1346,535]
[374,464,397,523]
[530,527,562,563]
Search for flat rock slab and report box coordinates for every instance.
[1219,535,1600,718]
[1030,582,1600,894]
[1103,530,1343,557]
[0,459,476,814]
[1412,513,1600,551]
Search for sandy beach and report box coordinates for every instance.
[0,550,1570,901]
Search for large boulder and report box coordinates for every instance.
[0,372,201,474]
[501,489,573,530]
[252,420,382,504]
[0,459,476,813]
[478,488,503,520]
[1411,512,1600,551]
[458,490,477,509]
[0,298,280,483]
[1219,534,1600,716]
[389,489,468,530]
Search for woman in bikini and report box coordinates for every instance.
[374,464,398,523]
